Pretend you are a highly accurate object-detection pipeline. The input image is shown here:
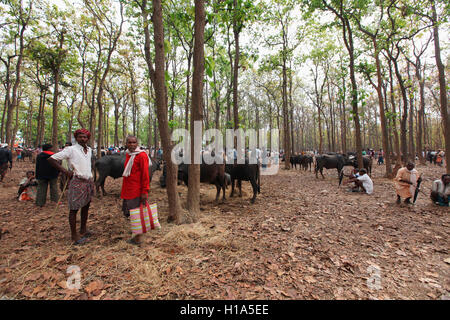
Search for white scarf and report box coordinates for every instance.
[408,168,418,195]
[122,147,151,177]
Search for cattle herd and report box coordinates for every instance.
[9,146,380,204]
[9,144,446,206]
[90,150,375,204]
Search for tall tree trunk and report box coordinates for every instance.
[6,27,26,147]
[232,20,240,135]
[36,90,46,146]
[0,58,11,143]
[26,100,33,146]
[391,53,409,163]
[185,51,192,130]
[374,41,392,176]
[140,0,185,223]
[88,71,99,147]
[388,59,401,164]
[187,0,205,222]
[96,9,123,157]
[431,0,449,173]
[12,91,21,146]
[324,3,362,167]
[51,31,65,152]
[416,62,426,164]
[113,97,120,147]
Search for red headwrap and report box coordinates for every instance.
[74,128,91,139]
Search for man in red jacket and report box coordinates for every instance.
[121,136,150,245]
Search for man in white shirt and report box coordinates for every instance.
[431,174,450,206]
[347,168,373,194]
[48,129,95,245]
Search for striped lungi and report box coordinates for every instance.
[68,176,95,210]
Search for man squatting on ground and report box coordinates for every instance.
[395,162,422,205]
[345,168,373,195]
[431,174,450,207]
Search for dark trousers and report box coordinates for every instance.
[431,192,449,206]
[36,178,58,206]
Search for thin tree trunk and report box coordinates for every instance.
[140,0,185,223]
[431,0,449,173]
[187,0,205,222]
[6,28,26,147]
[185,51,192,130]
[51,31,65,152]
[0,58,11,143]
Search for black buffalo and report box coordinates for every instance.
[315,154,346,180]
[301,155,313,171]
[20,149,33,162]
[179,162,227,202]
[94,153,160,196]
[346,154,373,176]
[225,159,261,203]
[159,158,227,202]
[290,155,303,170]
[160,162,231,190]
[316,153,373,184]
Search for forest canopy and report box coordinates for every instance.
[0,0,448,171]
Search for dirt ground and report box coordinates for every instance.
[0,159,448,300]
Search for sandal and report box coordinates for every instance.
[80,231,93,238]
[73,237,88,246]
[127,238,140,246]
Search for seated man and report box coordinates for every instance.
[395,162,420,204]
[431,174,450,207]
[347,169,373,195]
[17,170,37,201]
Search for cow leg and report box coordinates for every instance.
[321,168,325,179]
[230,177,235,197]
[101,181,107,196]
[95,182,100,196]
[221,180,226,201]
[238,180,242,197]
[96,176,106,197]
[250,179,257,204]
[215,183,221,203]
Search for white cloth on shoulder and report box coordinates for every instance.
[123,147,152,177]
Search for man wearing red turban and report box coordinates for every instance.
[74,128,91,140]
[48,129,94,245]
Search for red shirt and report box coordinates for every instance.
[120,152,150,200]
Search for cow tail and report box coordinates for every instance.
[93,161,98,182]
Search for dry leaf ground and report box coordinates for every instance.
[0,160,448,300]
